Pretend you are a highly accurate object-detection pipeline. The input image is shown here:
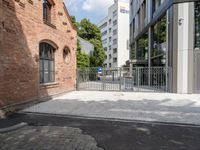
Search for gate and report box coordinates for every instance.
[77,67,171,92]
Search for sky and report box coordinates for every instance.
[64,0,129,24]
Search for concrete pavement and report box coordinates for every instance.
[22,91,200,125]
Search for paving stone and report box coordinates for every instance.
[0,125,104,150]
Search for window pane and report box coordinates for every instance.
[49,71,54,82]
[44,71,49,83]
[195,2,200,48]
[44,49,48,59]
[40,71,43,83]
[44,60,49,71]
[49,61,54,71]
[39,60,43,71]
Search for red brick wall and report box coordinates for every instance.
[0,0,77,108]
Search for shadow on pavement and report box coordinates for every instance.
[1,112,200,150]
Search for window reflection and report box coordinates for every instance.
[151,15,167,66]
[195,2,200,48]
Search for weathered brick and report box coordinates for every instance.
[0,0,77,108]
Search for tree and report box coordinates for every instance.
[78,19,101,41]
[71,16,105,67]
[70,16,79,30]
[89,39,105,67]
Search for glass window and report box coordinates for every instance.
[113,58,117,63]
[109,54,112,59]
[137,33,148,60]
[113,39,117,45]
[102,30,107,36]
[195,2,200,48]
[113,10,118,17]
[109,19,112,24]
[102,39,107,45]
[113,20,117,26]
[113,48,117,53]
[151,15,167,66]
[43,0,52,23]
[113,29,117,35]
[130,43,136,60]
[99,22,107,30]
[39,42,55,83]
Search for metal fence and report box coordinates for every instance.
[77,67,172,92]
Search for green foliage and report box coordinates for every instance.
[89,39,105,67]
[72,16,105,68]
[154,16,166,44]
[70,16,79,30]
[78,19,101,41]
[77,51,90,68]
[137,34,148,60]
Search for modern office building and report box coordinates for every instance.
[97,0,130,68]
[129,0,200,94]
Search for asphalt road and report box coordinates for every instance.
[1,112,200,150]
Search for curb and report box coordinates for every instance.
[20,111,200,128]
[0,122,28,133]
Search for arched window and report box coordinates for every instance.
[39,42,55,83]
[63,47,71,64]
[43,0,53,23]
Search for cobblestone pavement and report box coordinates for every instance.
[0,125,103,150]
[23,91,200,125]
[1,113,200,150]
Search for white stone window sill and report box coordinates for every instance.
[40,82,59,87]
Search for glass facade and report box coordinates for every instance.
[195,2,200,48]
[137,33,148,61]
[130,43,136,60]
[151,15,167,66]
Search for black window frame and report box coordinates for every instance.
[39,42,55,84]
[43,0,52,23]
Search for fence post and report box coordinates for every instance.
[102,68,105,91]
[137,68,140,92]
[76,69,79,91]
[166,67,168,92]
[119,67,122,91]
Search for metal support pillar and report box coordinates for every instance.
[148,27,153,87]
[119,67,122,91]
[166,10,170,92]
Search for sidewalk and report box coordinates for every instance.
[22,91,200,125]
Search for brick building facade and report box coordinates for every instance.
[0,0,77,108]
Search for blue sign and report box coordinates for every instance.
[97,68,103,74]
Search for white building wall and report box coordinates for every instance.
[117,1,130,67]
[176,3,194,94]
[97,0,130,68]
